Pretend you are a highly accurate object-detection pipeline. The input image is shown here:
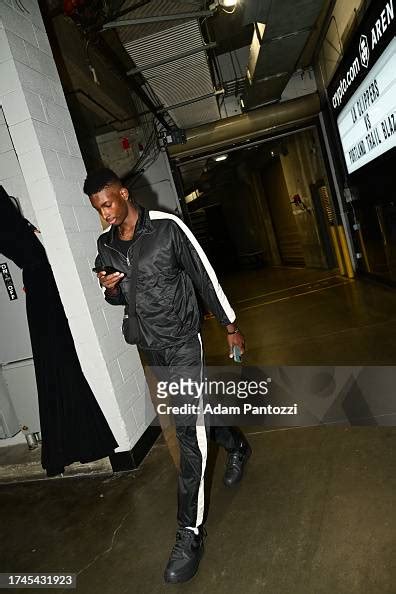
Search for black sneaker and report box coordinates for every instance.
[223,439,252,487]
[164,527,205,584]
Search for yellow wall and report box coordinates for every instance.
[262,157,305,266]
[280,130,331,268]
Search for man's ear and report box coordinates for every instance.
[120,187,129,201]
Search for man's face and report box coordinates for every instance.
[89,183,129,226]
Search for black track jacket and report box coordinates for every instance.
[95,205,236,350]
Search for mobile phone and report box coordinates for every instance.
[232,345,242,363]
[92,265,122,275]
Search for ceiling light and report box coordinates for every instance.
[209,0,238,11]
[215,155,228,162]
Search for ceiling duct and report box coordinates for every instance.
[121,18,220,129]
[242,0,328,108]
[169,92,320,158]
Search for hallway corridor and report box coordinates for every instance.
[1,268,396,593]
[0,426,394,594]
[203,267,396,365]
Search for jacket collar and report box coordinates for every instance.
[106,203,153,245]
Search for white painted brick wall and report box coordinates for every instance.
[41,98,74,130]
[0,1,154,453]
[96,129,140,178]
[9,119,37,154]
[8,91,44,126]
[96,130,182,215]
[0,106,37,226]
[4,29,28,64]
[51,176,84,206]
[14,60,54,98]
[56,152,85,180]
[33,119,69,153]
[0,2,37,46]
[73,205,102,232]
[0,148,21,178]
[17,148,62,184]
[106,357,124,388]
[26,42,58,79]
[0,59,19,95]
[131,150,182,214]
[64,129,80,157]
[32,24,51,55]
[0,122,13,152]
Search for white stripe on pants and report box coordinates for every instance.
[186,333,207,532]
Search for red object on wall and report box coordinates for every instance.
[63,0,84,16]
[121,137,130,150]
[291,193,302,205]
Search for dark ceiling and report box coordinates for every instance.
[241,0,332,108]
[41,0,333,158]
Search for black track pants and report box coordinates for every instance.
[141,334,242,529]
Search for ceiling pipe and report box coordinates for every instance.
[102,11,214,30]
[169,93,320,158]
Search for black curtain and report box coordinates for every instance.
[0,186,118,476]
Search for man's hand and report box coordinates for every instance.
[97,271,124,295]
[226,324,245,359]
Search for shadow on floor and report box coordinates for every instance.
[1,426,395,594]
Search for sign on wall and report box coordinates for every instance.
[337,38,396,174]
[0,263,18,301]
[328,0,396,174]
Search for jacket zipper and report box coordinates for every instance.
[104,243,128,264]
[104,232,144,267]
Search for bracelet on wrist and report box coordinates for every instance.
[227,327,240,335]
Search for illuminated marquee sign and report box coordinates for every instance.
[328,0,396,173]
[337,38,396,173]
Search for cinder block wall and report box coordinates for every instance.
[0,106,36,225]
[96,129,182,215]
[0,0,154,452]
[131,150,182,214]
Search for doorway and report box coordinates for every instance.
[176,125,337,275]
[261,156,305,266]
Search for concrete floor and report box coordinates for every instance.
[1,267,396,592]
[0,427,395,593]
[203,267,396,365]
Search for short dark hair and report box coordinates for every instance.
[83,168,121,196]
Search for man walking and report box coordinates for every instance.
[84,168,251,583]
